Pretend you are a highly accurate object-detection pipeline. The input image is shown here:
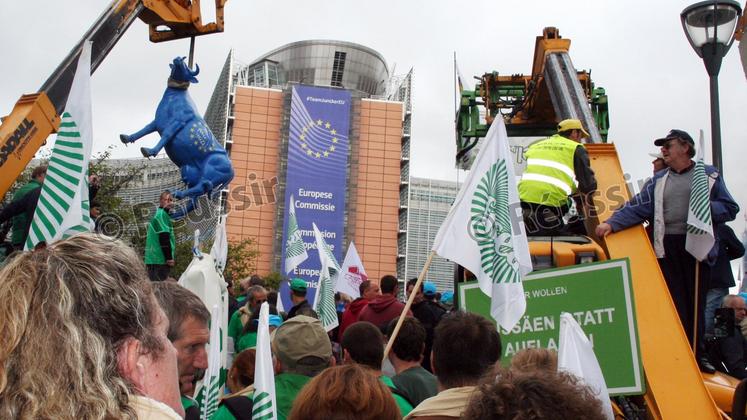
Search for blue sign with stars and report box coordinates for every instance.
[280,85,351,308]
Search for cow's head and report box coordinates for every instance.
[169,57,200,83]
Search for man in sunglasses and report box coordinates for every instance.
[597,129,739,373]
[227,285,268,350]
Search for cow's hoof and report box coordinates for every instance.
[140,147,153,158]
[119,134,130,144]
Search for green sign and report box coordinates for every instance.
[458,258,643,396]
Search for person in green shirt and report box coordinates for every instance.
[228,285,267,350]
[212,315,334,420]
[341,321,414,417]
[144,191,175,281]
[387,317,438,407]
[0,165,46,251]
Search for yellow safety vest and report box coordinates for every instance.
[519,134,579,207]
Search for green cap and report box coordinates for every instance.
[290,278,307,293]
[272,315,332,370]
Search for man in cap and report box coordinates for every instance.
[287,278,312,319]
[211,315,334,420]
[410,281,446,373]
[596,129,739,372]
[518,119,598,236]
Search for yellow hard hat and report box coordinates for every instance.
[557,119,590,138]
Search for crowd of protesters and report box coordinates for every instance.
[0,233,610,419]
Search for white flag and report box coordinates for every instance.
[179,251,229,410]
[210,215,228,273]
[338,242,368,298]
[253,302,278,420]
[432,118,531,332]
[558,313,614,420]
[26,41,94,250]
[312,222,341,278]
[685,130,714,262]
[201,304,222,419]
[284,194,308,274]
[313,257,340,332]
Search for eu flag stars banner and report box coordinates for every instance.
[279,86,351,309]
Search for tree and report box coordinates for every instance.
[223,237,260,292]
[88,145,146,244]
[263,272,282,292]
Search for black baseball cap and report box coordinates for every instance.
[654,129,694,147]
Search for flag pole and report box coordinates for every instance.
[383,250,436,362]
[693,261,700,353]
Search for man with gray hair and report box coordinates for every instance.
[227,285,267,349]
[152,282,210,420]
[716,295,747,379]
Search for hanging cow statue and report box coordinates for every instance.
[120,56,234,219]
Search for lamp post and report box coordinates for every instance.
[681,0,742,173]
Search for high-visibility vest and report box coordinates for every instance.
[519,134,579,207]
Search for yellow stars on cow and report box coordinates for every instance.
[296,119,343,159]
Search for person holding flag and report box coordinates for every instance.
[596,129,739,373]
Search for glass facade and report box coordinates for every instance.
[241,40,389,96]
[405,177,461,293]
[204,41,413,280]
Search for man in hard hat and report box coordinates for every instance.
[518,119,597,236]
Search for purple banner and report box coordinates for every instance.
[280,85,350,309]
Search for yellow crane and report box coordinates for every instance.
[0,0,227,199]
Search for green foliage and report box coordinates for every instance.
[171,224,204,279]
[224,237,260,290]
[263,272,282,292]
[88,145,146,249]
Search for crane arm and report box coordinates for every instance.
[0,0,227,199]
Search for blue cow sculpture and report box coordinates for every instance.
[120,57,234,218]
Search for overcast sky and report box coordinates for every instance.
[2,0,746,233]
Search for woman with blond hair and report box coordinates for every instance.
[289,364,400,420]
[0,233,182,419]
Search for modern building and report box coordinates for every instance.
[204,40,412,296]
[405,176,460,293]
[106,157,221,241]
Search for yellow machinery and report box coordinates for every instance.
[457,28,746,418]
[0,0,227,200]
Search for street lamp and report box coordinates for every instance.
[681,0,742,173]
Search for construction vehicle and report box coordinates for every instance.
[456,27,746,419]
[0,0,228,200]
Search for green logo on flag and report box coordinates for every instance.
[252,391,274,420]
[470,161,519,284]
